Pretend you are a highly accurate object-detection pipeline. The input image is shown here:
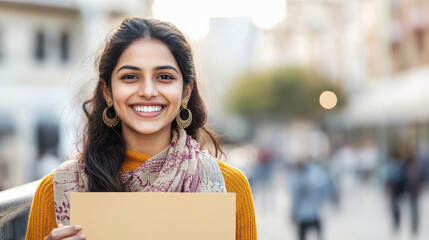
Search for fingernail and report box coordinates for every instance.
[74,225,82,231]
[80,234,86,239]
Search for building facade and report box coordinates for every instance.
[0,0,152,187]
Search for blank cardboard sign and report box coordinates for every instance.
[70,192,235,240]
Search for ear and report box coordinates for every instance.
[182,82,194,103]
[101,80,112,101]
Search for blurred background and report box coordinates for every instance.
[1,0,429,239]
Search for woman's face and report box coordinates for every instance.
[106,38,192,139]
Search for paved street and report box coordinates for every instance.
[254,171,429,240]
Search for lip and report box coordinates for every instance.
[132,102,165,106]
[130,103,165,118]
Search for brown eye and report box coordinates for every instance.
[157,74,174,80]
[121,74,138,80]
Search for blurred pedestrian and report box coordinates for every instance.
[254,145,275,208]
[385,141,424,235]
[290,153,336,240]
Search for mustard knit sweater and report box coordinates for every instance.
[25,150,257,240]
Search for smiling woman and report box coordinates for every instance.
[25,18,256,240]
[108,38,190,155]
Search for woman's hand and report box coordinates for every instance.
[45,223,86,240]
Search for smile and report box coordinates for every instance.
[130,104,165,118]
[133,105,162,113]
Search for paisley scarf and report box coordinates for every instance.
[53,129,226,225]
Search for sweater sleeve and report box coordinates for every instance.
[217,160,257,240]
[25,173,57,240]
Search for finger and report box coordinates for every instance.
[50,225,82,239]
[58,223,64,228]
[62,234,86,240]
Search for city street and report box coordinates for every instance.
[255,171,429,240]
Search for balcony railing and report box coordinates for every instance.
[0,180,40,240]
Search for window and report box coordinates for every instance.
[36,122,59,157]
[0,29,3,62]
[60,31,69,62]
[34,30,45,61]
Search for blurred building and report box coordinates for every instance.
[0,0,152,187]
[206,17,257,94]
[346,0,429,160]
[195,16,258,141]
[220,0,429,161]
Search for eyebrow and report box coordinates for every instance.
[116,65,179,74]
[154,65,179,74]
[116,65,141,74]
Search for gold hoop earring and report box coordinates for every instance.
[102,98,120,127]
[176,100,192,129]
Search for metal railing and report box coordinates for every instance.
[0,180,40,240]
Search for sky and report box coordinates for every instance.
[152,0,287,40]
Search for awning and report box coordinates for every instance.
[347,66,429,126]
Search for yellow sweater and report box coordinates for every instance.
[25,150,257,240]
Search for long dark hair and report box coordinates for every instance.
[81,18,222,192]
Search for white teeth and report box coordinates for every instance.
[134,106,162,113]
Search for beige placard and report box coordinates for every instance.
[70,192,236,240]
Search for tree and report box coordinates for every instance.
[225,67,345,122]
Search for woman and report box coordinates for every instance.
[25,18,256,240]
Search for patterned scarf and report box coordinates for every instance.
[53,129,226,225]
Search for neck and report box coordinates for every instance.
[121,125,172,156]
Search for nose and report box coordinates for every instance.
[137,78,158,99]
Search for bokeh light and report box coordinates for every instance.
[319,91,337,109]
